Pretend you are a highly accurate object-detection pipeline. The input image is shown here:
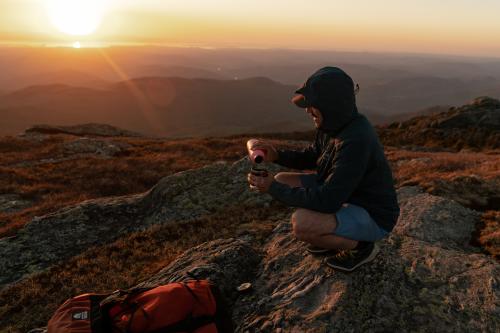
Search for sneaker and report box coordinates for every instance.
[306,244,338,255]
[325,242,379,272]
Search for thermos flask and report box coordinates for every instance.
[246,139,266,164]
[247,139,269,191]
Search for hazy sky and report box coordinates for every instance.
[1,0,499,57]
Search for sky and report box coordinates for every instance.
[1,0,499,57]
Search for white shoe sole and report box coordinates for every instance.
[307,247,334,254]
[326,243,380,272]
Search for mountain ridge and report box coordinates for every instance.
[379,96,500,150]
[1,70,499,137]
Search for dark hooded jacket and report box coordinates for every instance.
[267,67,400,232]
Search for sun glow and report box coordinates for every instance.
[46,0,106,36]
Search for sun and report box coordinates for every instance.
[46,0,105,36]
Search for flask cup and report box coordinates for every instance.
[249,166,268,191]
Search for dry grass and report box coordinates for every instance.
[0,133,309,237]
[0,135,249,237]
[385,146,500,258]
[472,210,500,259]
[0,131,498,332]
[1,134,497,238]
[0,202,287,332]
[378,125,499,151]
[385,146,500,186]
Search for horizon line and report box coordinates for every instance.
[1,40,500,61]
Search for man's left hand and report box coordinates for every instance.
[247,172,275,193]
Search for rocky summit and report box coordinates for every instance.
[378,96,500,151]
[4,157,497,332]
[132,185,499,333]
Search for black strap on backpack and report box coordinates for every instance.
[208,285,234,333]
[100,287,154,308]
[181,280,234,333]
[100,287,155,333]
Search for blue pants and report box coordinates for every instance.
[299,173,389,242]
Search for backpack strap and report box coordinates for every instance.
[101,287,154,307]
[179,281,200,302]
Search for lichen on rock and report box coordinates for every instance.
[0,157,277,289]
[0,194,32,213]
[133,186,498,332]
[4,157,499,332]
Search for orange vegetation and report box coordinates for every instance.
[385,147,500,185]
[0,135,248,237]
[0,202,286,332]
[0,132,498,332]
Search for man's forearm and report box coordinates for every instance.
[275,148,318,170]
[268,180,343,213]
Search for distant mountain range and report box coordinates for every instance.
[1,47,500,120]
[4,74,493,137]
[17,96,497,153]
[1,77,318,137]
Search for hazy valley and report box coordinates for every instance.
[1,47,500,137]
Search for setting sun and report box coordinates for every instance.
[46,0,105,36]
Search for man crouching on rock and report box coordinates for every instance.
[247,66,400,272]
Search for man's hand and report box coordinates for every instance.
[248,139,278,163]
[247,172,275,193]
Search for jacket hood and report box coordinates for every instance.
[295,66,358,136]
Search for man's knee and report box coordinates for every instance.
[274,172,288,184]
[291,209,314,242]
[274,172,302,188]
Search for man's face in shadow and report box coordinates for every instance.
[305,106,323,128]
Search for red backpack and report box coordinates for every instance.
[47,280,234,333]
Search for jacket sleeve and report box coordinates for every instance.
[274,132,320,170]
[268,138,371,213]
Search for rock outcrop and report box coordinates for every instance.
[23,123,143,138]
[5,157,499,332]
[129,187,498,332]
[393,186,480,249]
[0,158,279,288]
[62,137,131,157]
[428,175,500,211]
[436,96,500,130]
[379,97,500,150]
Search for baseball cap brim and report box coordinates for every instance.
[292,85,315,108]
[291,94,310,108]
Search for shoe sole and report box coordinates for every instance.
[307,248,333,254]
[325,243,380,272]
